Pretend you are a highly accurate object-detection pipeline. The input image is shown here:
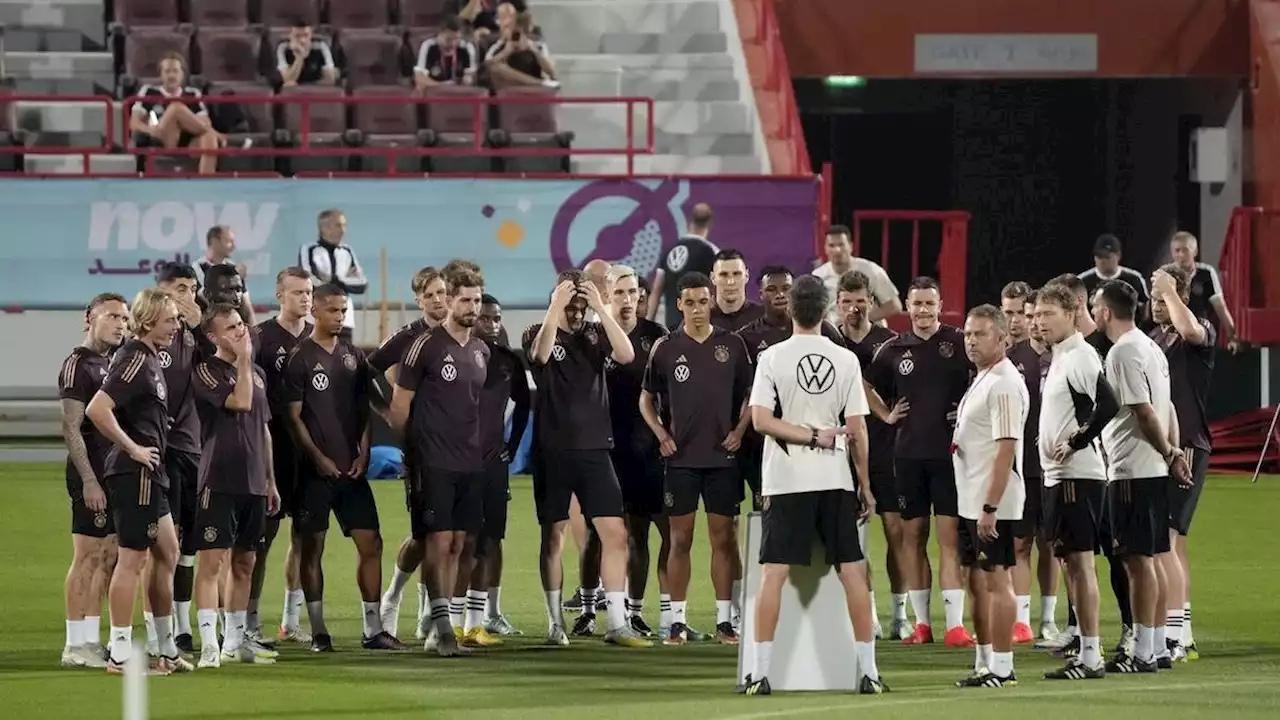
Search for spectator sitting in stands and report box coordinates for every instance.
[484,10,559,89]
[129,52,225,175]
[277,19,339,87]
[414,16,479,90]
[461,0,526,48]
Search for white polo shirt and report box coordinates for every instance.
[951,357,1028,521]
[1102,328,1174,480]
[812,257,899,326]
[748,333,868,496]
[1038,331,1108,485]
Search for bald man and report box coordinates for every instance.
[584,259,612,323]
[655,203,719,329]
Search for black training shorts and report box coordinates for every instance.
[192,488,267,552]
[759,489,865,567]
[1109,476,1173,558]
[894,457,958,519]
[106,466,171,551]
[1044,479,1106,557]
[1168,447,1210,536]
[533,449,623,526]
[958,517,1016,571]
[295,470,381,537]
[664,465,743,517]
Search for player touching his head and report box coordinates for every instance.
[60,293,129,669]
[640,271,753,646]
[952,305,1029,688]
[736,275,886,696]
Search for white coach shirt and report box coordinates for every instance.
[1039,331,1108,485]
[299,241,368,331]
[812,258,899,326]
[1102,328,1174,480]
[952,357,1028,521]
[748,333,868,497]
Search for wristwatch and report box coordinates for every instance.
[982,504,998,515]
[808,428,819,449]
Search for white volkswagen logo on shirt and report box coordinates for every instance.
[441,364,457,382]
[157,350,172,368]
[796,354,835,395]
[666,245,689,272]
[551,345,566,362]
[312,372,330,391]
[673,364,690,383]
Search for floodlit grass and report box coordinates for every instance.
[2,464,1278,719]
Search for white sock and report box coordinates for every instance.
[716,600,732,625]
[86,616,101,645]
[544,590,563,629]
[198,609,219,651]
[908,589,931,626]
[976,643,993,671]
[1183,602,1194,644]
[752,640,773,679]
[1081,635,1101,667]
[174,601,192,636]
[65,619,79,649]
[487,586,502,618]
[991,650,1013,678]
[154,614,177,657]
[1135,623,1154,662]
[672,600,688,625]
[731,580,743,620]
[659,594,673,630]
[224,610,247,653]
[1015,595,1031,626]
[449,597,465,628]
[892,593,908,622]
[362,601,382,638]
[1041,595,1058,625]
[385,568,412,604]
[1166,609,1184,646]
[429,598,452,637]
[869,591,879,625]
[605,591,626,632]
[143,611,158,649]
[855,639,879,681]
[109,625,132,664]
[941,589,965,630]
[306,600,328,636]
[417,583,430,626]
[284,588,304,629]
[1153,624,1168,658]
[465,590,487,632]
[246,597,261,634]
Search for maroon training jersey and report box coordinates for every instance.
[522,322,615,451]
[480,341,531,462]
[868,325,973,460]
[1150,320,1216,453]
[1007,339,1049,478]
[735,316,845,365]
[643,327,753,468]
[369,317,431,374]
[397,330,489,473]
[711,301,766,333]
[58,347,112,491]
[193,357,272,495]
[100,340,172,485]
[255,317,313,416]
[606,319,668,456]
[841,325,897,476]
[284,337,372,472]
[158,322,201,454]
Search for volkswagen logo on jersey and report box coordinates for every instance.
[666,244,690,272]
[158,350,173,368]
[796,353,835,394]
[674,364,691,383]
[551,345,567,362]
[441,364,458,382]
[312,372,329,391]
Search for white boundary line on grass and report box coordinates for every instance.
[723,677,1279,719]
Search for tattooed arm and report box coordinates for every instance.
[60,398,106,511]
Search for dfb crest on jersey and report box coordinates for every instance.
[796,354,835,395]
[640,337,652,353]
[253,374,265,389]
[666,245,689,272]
[714,345,730,363]
[155,376,167,401]
[474,350,486,368]
[584,328,599,345]
[551,345,567,362]
[673,364,691,383]
[938,341,955,358]
[157,350,173,368]
[203,526,218,543]
[441,364,458,382]
[898,358,915,376]
[312,372,330,391]
[342,353,357,371]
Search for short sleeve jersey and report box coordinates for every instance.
[606,319,667,455]
[868,325,973,460]
[255,317,314,417]
[660,235,719,328]
[415,38,479,82]
[1149,320,1216,452]
[132,85,208,120]
[710,301,765,332]
[736,316,845,365]
[193,358,272,496]
[748,334,868,496]
[158,323,201,455]
[952,358,1028,521]
[1080,267,1150,309]
[369,318,432,374]
[642,328,753,468]
[396,330,490,473]
[276,40,335,85]
[840,325,897,476]
[100,340,171,485]
[58,347,111,491]
[1186,263,1225,321]
[1007,339,1048,479]
[813,258,900,326]
[1038,332,1108,484]
[284,338,371,472]
[1102,328,1174,480]
[480,342,528,461]
[522,322,615,451]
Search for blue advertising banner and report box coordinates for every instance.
[0,178,820,308]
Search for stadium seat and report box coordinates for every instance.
[189,0,251,28]
[492,86,572,174]
[279,84,350,173]
[400,0,451,33]
[120,29,194,94]
[207,83,277,173]
[422,84,492,173]
[350,86,428,172]
[260,0,321,29]
[113,0,180,29]
[195,30,263,83]
[340,32,407,87]
[328,0,392,30]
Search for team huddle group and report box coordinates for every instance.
[53,225,1214,698]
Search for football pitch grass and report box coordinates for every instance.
[2,463,1279,719]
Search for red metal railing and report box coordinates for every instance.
[0,95,117,169]
[1222,206,1280,344]
[755,0,809,175]
[852,209,971,330]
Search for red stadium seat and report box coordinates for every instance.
[423,84,488,134]
[195,29,262,82]
[280,84,347,137]
[113,0,179,29]
[351,86,425,172]
[207,83,276,172]
[400,0,451,32]
[496,85,558,134]
[328,0,391,30]
[122,29,193,82]
[260,0,320,29]
[189,0,250,28]
[340,32,406,87]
